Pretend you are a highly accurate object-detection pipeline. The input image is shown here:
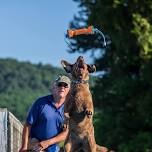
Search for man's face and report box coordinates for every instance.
[53,82,70,99]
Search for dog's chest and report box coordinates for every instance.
[69,85,91,110]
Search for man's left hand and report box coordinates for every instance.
[38,140,50,150]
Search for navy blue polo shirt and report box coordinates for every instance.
[26,95,64,152]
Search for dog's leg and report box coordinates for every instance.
[84,127,97,152]
[65,135,83,152]
[96,144,108,152]
[64,135,72,152]
[83,100,93,118]
[83,143,96,152]
[63,112,70,130]
[64,142,72,152]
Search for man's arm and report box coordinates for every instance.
[19,122,31,152]
[39,128,68,150]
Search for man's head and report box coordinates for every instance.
[54,75,71,88]
[51,75,71,100]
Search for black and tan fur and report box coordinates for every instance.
[61,56,107,152]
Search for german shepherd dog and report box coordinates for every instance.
[61,56,107,152]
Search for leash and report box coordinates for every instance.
[65,25,107,51]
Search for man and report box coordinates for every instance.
[19,75,71,152]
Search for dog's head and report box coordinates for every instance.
[61,56,96,80]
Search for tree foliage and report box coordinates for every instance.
[70,0,152,151]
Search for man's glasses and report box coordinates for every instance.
[57,83,69,88]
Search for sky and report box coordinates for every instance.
[0,0,94,68]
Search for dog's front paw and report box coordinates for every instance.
[63,123,68,130]
[85,109,93,118]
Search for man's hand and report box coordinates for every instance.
[18,147,27,152]
[38,140,50,150]
[23,138,50,152]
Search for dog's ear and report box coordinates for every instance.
[61,60,73,73]
[87,64,96,73]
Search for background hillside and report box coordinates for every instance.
[0,58,64,121]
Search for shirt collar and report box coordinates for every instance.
[48,95,64,110]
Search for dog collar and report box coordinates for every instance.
[72,79,88,84]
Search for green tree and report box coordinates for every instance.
[70,0,152,151]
